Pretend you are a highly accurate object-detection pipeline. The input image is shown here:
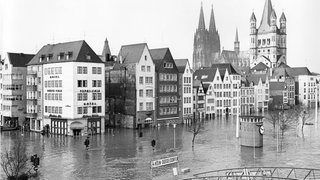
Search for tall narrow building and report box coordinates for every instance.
[250,0,287,68]
[193,3,220,70]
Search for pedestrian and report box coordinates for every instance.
[84,137,90,150]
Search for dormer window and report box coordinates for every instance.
[47,54,53,61]
[66,51,73,60]
[40,55,45,62]
[164,62,173,68]
[58,53,64,60]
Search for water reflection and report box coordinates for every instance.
[1,115,320,179]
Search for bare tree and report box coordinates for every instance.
[279,109,298,137]
[0,138,31,179]
[188,115,205,150]
[292,105,311,137]
[265,110,281,137]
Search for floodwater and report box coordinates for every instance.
[1,114,320,180]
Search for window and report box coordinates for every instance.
[139,103,143,111]
[83,107,88,114]
[77,67,82,74]
[77,93,82,101]
[147,66,151,72]
[146,90,153,97]
[83,67,87,74]
[97,67,102,74]
[77,107,83,114]
[92,80,97,87]
[139,77,143,84]
[141,66,145,72]
[77,80,87,87]
[139,90,143,97]
[145,56,147,60]
[92,93,97,100]
[145,77,153,84]
[146,102,153,110]
[92,67,97,74]
[83,93,88,101]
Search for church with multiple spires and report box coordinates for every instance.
[193,0,287,73]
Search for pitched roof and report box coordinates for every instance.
[246,74,268,85]
[150,48,168,60]
[118,43,147,64]
[174,59,188,73]
[7,53,34,67]
[278,62,290,68]
[194,67,217,82]
[285,67,312,77]
[150,48,176,71]
[28,40,103,65]
[252,62,269,71]
[211,63,239,75]
[203,83,209,94]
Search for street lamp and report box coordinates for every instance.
[236,86,240,138]
[173,124,176,149]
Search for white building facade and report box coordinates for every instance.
[0,53,34,130]
[26,40,105,136]
[296,75,317,107]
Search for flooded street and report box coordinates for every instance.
[1,115,320,179]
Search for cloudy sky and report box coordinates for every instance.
[1,0,319,72]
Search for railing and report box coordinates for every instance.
[185,167,320,180]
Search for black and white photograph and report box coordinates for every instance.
[1,0,320,179]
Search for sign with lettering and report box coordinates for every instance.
[80,90,100,93]
[84,102,97,106]
[151,156,178,168]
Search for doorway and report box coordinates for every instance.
[73,129,81,136]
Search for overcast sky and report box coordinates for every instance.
[1,0,319,72]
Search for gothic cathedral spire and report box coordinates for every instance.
[198,2,206,30]
[234,28,240,54]
[209,4,216,33]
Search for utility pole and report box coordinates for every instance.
[236,87,240,138]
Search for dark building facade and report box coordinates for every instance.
[193,3,220,70]
[150,48,180,125]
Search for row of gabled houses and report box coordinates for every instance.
[0,39,318,135]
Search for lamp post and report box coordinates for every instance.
[315,84,318,126]
[173,123,176,149]
[236,87,240,138]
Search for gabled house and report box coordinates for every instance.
[240,78,255,114]
[246,74,269,112]
[194,63,241,117]
[112,43,156,128]
[193,80,207,119]
[174,59,193,123]
[150,48,180,125]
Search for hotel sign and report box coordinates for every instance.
[80,90,100,93]
[150,156,178,168]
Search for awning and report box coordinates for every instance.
[70,121,84,129]
[145,118,152,123]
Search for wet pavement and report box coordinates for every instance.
[1,114,320,180]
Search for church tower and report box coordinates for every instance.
[193,3,208,70]
[249,0,287,68]
[102,37,111,62]
[208,5,221,56]
[193,3,221,70]
[234,28,240,54]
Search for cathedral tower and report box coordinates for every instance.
[249,0,287,68]
[193,3,221,70]
[234,28,240,54]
